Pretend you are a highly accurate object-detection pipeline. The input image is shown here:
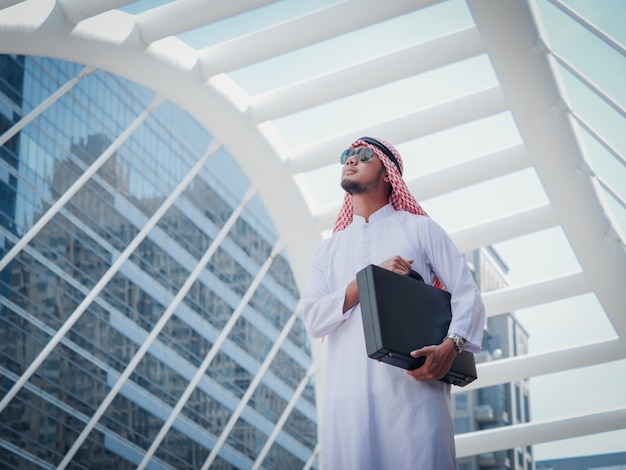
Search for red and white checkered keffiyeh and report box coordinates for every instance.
[333,137,446,290]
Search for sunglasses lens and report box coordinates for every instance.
[339,148,354,164]
[340,147,373,164]
[356,148,373,162]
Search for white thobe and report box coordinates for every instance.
[301,204,485,470]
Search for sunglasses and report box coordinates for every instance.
[339,147,375,165]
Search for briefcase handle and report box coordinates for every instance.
[408,270,425,283]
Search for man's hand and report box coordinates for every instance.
[343,255,413,313]
[406,339,457,381]
[378,256,414,276]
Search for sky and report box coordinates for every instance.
[124,0,626,461]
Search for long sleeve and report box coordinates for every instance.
[421,217,486,353]
[300,243,354,338]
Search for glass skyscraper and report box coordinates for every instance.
[0,55,317,469]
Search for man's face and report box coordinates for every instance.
[340,145,388,196]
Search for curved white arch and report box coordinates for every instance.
[0,0,317,287]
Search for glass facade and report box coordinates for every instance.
[0,55,317,469]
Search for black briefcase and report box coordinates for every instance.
[357,264,477,387]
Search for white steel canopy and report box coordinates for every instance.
[1,0,625,464]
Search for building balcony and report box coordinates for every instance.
[478,452,511,468]
[478,452,496,467]
[475,405,510,424]
[475,404,495,421]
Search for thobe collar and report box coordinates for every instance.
[351,203,395,225]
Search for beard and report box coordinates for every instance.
[341,178,369,195]
[341,166,387,195]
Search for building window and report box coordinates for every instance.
[454,417,471,434]
[455,394,468,410]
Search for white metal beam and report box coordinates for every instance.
[0,0,25,12]
[313,143,533,232]
[448,204,557,254]
[0,64,95,146]
[572,113,626,170]
[550,51,626,120]
[58,0,135,24]
[198,0,441,77]
[316,203,557,251]
[462,338,626,392]
[548,0,626,56]
[251,363,317,470]
[289,86,508,174]
[482,271,589,317]
[135,0,278,44]
[456,405,626,458]
[249,26,485,123]
[303,443,321,470]
[408,144,531,201]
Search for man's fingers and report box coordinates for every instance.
[380,256,414,275]
[410,345,435,358]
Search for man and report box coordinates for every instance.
[301,137,485,469]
